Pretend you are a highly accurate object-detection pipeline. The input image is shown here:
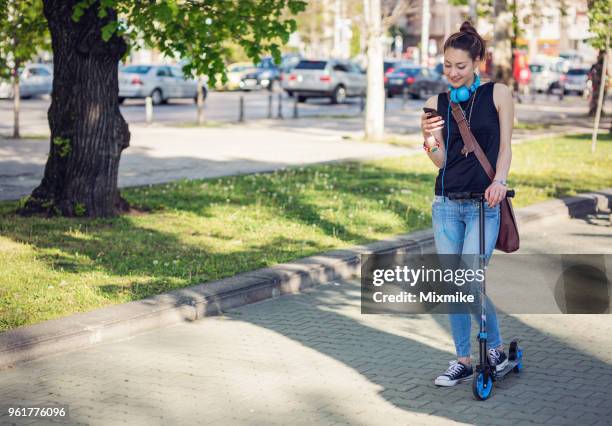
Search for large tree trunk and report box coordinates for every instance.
[364,0,384,142]
[19,0,130,217]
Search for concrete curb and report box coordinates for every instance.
[1,189,611,369]
[514,189,611,226]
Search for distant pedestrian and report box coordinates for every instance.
[586,62,597,106]
[513,53,531,103]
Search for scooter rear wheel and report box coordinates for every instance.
[509,341,518,360]
[473,371,494,400]
[513,349,523,373]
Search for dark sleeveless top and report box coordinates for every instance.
[434,81,500,196]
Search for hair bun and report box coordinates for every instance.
[444,20,486,61]
[459,21,477,34]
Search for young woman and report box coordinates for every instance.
[420,21,515,387]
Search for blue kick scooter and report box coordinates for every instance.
[448,190,523,401]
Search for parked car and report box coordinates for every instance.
[279,63,301,94]
[216,62,256,91]
[560,67,590,96]
[434,62,444,75]
[240,57,281,91]
[385,66,447,99]
[534,58,565,95]
[278,54,302,90]
[559,51,585,68]
[530,63,557,93]
[240,54,302,91]
[282,59,366,103]
[383,60,415,76]
[118,64,207,105]
[384,60,400,75]
[0,63,53,99]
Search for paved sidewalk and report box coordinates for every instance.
[0,215,611,425]
[0,124,417,201]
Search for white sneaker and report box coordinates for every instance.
[434,360,473,387]
[488,348,509,372]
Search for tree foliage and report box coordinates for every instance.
[449,0,494,19]
[587,0,611,51]
[72,0,306,84]
[0,0,49,80]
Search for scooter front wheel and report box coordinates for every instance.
[472,371,494,400]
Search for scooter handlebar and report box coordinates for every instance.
[447,189,515,200]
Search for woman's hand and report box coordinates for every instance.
[421,112,445,140]
[485,181,507,208]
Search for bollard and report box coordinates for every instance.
[293,93,298,119]
[384,90,387,112]
[268,94,272,119]
[277,92,283,119]
[196,77,205,125]
[239,95,244,122]
[402,87,408,108]
[145,96,153,124]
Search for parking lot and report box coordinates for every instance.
[0,89,409,126]
[0,88,604,137]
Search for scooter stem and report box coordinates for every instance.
[478,196,487,368]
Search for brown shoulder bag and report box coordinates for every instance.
[449,97,520,253]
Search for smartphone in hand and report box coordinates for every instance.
[423,107,441,117]
[422,107,444,144]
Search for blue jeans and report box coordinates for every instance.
[432,195,502,358]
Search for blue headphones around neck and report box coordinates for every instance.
[448,73,481,103]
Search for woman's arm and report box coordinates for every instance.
[421,95,446,169]
[485,83,514,207]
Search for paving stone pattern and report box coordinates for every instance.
[0,217,611,425]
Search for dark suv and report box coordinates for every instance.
[240,55,302,91]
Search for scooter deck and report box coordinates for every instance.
[495,359,521,380]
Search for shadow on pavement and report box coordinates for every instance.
[226,278,612,425]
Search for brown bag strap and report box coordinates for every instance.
[448,94,496,181]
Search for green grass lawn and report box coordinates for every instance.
[0,133,610,331]
[514,122,553,131]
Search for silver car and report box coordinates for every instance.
[0,64,53,99]
[529,62,563,93]
[119,64,207,105]
[561,68,590,96]
[282,59,366,103]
